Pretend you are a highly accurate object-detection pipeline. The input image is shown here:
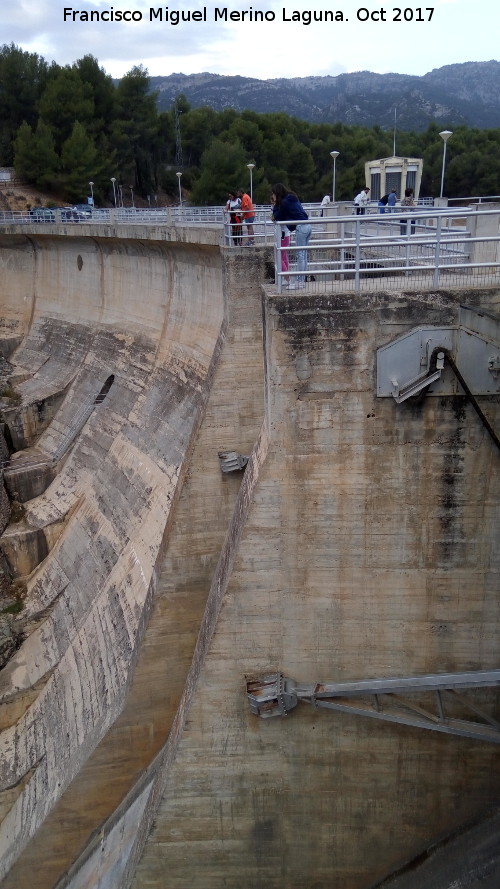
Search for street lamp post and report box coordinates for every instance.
[247,163,255,201]
[89,181,94,206]
[130,186,134,208]
[176,171,182,206]
[439,130,453,199]
[110,177,117,207]
[330,151,340,202]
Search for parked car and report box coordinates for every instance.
[58,207,84,221]
[29,207,55,222]
[73,204,93,218]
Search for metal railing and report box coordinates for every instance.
[1,201,499,294]
[271,205,500,294]
[0,202,320,233]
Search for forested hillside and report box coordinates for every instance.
[1,43,500,207]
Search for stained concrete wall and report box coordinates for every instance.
[0,226,255,886]
[0,228,268,889]
[0,223,499,889]
[130,287,500,889]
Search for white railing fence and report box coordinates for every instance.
[0,202,320,230]
[272,206,500,294]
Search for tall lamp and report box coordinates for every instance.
[176,171,182,206]
[110,177,117,207]
[330,151,339,202]
[247,163,255,201]
[89,181,94,206]
[439,130,453,199]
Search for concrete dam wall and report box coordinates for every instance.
[0,224,499,889]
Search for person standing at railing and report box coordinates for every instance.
[320,193,331,216]
[354,186,370,215]
[225,191,242,244]
[272,183,311,289]
[400,187,416,235]
[271,191,290,285]
[238,189,255,245]
[280,225,291,284]
[387,189,398,211]
[378,193,389,214]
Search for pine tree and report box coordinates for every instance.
[14,119,59,189]
[60,122,98,203]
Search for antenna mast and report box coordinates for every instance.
[174,100,183,170]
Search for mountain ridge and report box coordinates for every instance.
[149,61,500,130]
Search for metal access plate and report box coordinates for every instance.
[377,309,500,397]
[377,326,456,397]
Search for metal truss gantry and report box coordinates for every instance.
[247,670,500,744]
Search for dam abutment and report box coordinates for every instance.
[0,224,498,888]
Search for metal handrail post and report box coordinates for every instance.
[275,223,283,293]
[405,219,411,274]
[433,216,443,288]
[340,221,346,281]
[354,217,361,292]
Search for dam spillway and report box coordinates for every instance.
[0,221,499,889]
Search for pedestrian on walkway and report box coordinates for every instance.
[225,191,242,244]
[238,189,256,244]
[272,183,311,288]
[354,186,370,215]
[387,189,398,211]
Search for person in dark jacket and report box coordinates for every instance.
[378,193,389,213]
[271,183,312,288]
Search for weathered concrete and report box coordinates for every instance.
[0,231,267,888]
[125,287,500,889]
[0,223,499,889]
[374,805,500,889]
[0,228,231,883]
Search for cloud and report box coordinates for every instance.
[1,0,499,81]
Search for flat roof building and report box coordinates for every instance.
[365,155,423,201]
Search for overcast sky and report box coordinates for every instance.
[2,0,498,81]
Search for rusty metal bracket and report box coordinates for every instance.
[246,670,500,743]
[218,451,249,473]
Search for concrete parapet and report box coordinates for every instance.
[466,202,500,270]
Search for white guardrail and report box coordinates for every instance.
[0,202,499,294]
[270,205,500,294]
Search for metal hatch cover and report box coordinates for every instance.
[376,305,500,399]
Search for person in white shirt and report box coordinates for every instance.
[320,193,331,216]
[354,186,370,215]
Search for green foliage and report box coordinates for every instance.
[60,122,98,202]
[113,65,160,195]
[14,119,59,189]
[0,43,49,165]
[39,67,95,149]
[4,43,500,205]
[1,601,23,615]
[189,138,247,205]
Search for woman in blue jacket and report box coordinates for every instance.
[272,183,312,287]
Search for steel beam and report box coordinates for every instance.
[247,671,500,743]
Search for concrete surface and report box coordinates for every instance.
[0,224,499,889]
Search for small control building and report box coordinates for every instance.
[365,155,423,201]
